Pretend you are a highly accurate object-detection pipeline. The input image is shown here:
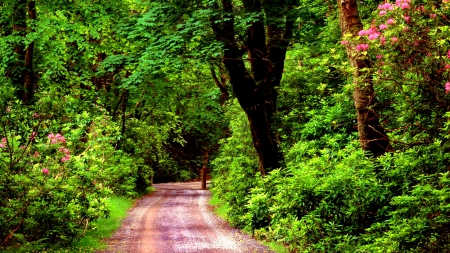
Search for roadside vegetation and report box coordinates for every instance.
[2,0,450,252]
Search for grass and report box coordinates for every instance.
[72,195,134,251]
[209,193,229,219]
[47,195,135,253]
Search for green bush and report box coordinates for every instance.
[0,101,151,249]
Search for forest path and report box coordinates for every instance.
[98,181,273,253]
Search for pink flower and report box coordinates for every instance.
[446,82,450,93]
[376,55,383,59]
[61,155,71,162]
[391,37,399,43]
[42,168,49,175]
[379,24,388,30]
[30,131,37,140]
[6,108,10,112]
[356,44,369,51]
[380,36,386,45]
[48,133,55,139]
[59,147,71,155]
[59,136,66,144]
[379,10,387,16]
[341,40,349,45]
[358,30,370,36]
[430,13,437,18]
[34,151,40,157]
[417,5,425,11]
[33,113,39,119]
[368,33,380,40]
[387,18,395,25]
[447,50,450,59]
[0,138,6,148]
[404,16,411,23]
[51,139,58,144]
[445,64,450,69]
[402,3,410,9]
[379,3,394,10]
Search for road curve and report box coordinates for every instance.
[99,182,273,253]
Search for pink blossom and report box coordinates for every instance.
[30,131,37,140]
[59,147,71,155]
[380,36,386,45]
[379,10,387,16]
[379,24,388,30]
[430,13,437,18]
[447,50,450,59]
[42,168,49,175]
[387,18,395,25]
[48,133,55,139]
[33,113,39,119]
[402,3,410,9]
[0,138,6,148]
[341,40,349,45]
[368,33,380,40]
[59,136,66,144]
[34,151,40,157]
[417,5,425,11]
[356,44,369,51]
[61,155,71,162]
[445,64,450,69]
[446,82,450,93]
[358,30,370,36]
[376,55,383,59]
[404,16,411,23]
[51,139,58,144]
[391,37,399,43]
[6,108,10,112]
[379,3,394,10]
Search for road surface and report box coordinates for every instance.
[99,181,273,253]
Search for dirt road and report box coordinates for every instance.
[100,182,273,253]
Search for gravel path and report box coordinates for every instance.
[99,181,273,253]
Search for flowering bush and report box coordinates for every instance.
[342,0,450,146]
[0,99,151,249]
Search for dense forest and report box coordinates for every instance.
[1,0,450,252]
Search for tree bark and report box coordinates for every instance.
[11,0,36,104]
[337,0,391,157]
[23,0,36,104]
[211,0,294,174]
[201,149,209,189]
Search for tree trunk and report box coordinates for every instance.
[337,0,391,157]
[11,0,36,104]
[211,0,294,174]
[201,149,209,189]
[23,1,36,104]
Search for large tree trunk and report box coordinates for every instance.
[211,0,294,174]
[337,0,391,157]
[11,0,36,104]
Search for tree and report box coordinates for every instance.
[337,0,391,157]
[210,0,296,174]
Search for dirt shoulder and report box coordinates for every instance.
[98,181,273,253]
